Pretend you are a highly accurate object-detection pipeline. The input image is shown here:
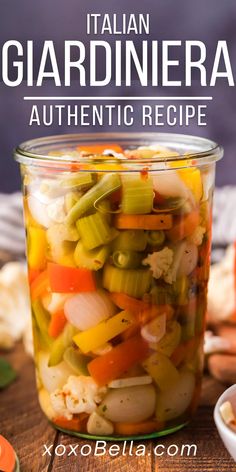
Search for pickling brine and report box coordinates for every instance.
[15,133,223,439]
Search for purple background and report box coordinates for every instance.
[0,0,236,191]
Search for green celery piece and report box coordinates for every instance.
[147,230,165,247]
[63,347,90,375]
[0,358,17,389]
[61,172,96,189]
[103,263,152,298]
[112,250,143,269]
[121,174,153,214]
[48,324,77,367]
[112,230,147,252]
[32,300,53,348]
[77,212,118,250]
[66,173,121,224]
[32,317,51,351]
[74,241,110,270]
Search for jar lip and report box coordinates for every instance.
[14,132,223,168]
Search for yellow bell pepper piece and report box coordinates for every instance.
[166,156,202,203]
[142,351,179,391]
[178,167,203,203]
[28,226,47,270]
[73,311,134,353]
[95,163,125,171]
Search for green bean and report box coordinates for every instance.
[173,276,189,305]
[63,347,90,375]
[32,300,52,348]
[65,191,82,213]
[48,324,77,367]
[147,230,165,247]
[66,173,121,224]
[112,250,143,269]
[112,230,147,252]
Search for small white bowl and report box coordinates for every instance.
[214,384,236,462]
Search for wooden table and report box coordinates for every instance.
[0,343,235,472]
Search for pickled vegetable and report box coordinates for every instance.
[63,347,90,375]
[155,369,195,421]
[154,320,181,357]
[74,242,110,270]
[88,336,149,386]
[73,311,134,353]
[38,352,73,393]
[142,352,179,390]
[112,230,147,252]
[64,290,116,330]
[48,324,77,367]
[22,139,212,439]
[77,212,118,250]
[103,264,152,298]
[98,385,156,423]
[66,173,121,223]
[121,174,153,214]
[28,227,47,270]
[87,411,114,436]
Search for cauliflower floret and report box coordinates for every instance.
[50,376,107,420]
[142,247,174,279]
[0,262,31,350]
[50,389,71,419]
[47,197,66,223]
[163,241,187,284]
[187,225,206,246]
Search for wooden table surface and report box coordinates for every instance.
[0,343,235,472]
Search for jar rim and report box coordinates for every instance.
[14,132,223,169]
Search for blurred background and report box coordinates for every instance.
[0,0,236,191]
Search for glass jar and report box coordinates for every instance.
[14,133,223,440]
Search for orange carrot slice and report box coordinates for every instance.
[77,144,123,154]
[110,292,151,313]
[114,419,165,436]
[88,336,149,386]
[53,414,88,432]
[0,435,16,472]
[114,214,173,230]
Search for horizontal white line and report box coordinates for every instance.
[24,96,213,101]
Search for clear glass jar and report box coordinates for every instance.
[14,133,223,440]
